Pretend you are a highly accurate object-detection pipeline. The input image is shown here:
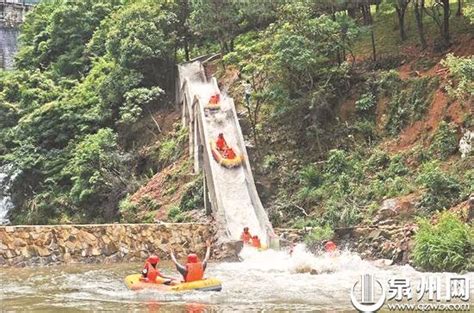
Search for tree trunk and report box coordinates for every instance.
[361,2,376,62]
[371,30,377,62]
[414,0,427,49]
[442,0,450,45]
[347,8,356,19]
[396,7,407,41]
[457,0,462,16]
[184,37,190,61]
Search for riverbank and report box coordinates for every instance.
[0,223,212,267]
[1,221,420,268]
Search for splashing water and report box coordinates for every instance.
[2,244,471,312]
[0,164,17,225]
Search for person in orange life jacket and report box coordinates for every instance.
[323,240,337,253]
[209,93,220,105]
[224,147,236,159]
[216,133,228,151]
[169,240,211,282]
[140,255,176,284]
[251,235,261,249]
[240,227,252,244]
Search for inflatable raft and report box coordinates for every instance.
[210,142,243,168]
[204,101,220,110]
[124,274,222,292]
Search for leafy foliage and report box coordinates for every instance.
[416,161,461,212]
[385,77,439,135]
[430,121,458,160]
[1,0,179,224]
[179,175,204,212]
[413,212,472,272]
[355,92,376,113]
[441,54,474,101]
[304,225,334,246]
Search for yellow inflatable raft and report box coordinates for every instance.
[124,274,222,292]
[204,101,220,110]
[210,142,243,168]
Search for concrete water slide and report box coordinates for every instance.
[177,58,277,247]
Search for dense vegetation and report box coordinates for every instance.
[0,0,182,223]
[0,0,472,271]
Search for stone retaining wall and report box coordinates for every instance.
[0,223,212,267]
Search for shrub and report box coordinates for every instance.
[413,212,472,272]
[440,54,474,101]
[355,92,376,113]
[325,149,350,176]
[430,121,458,160]
[416,162,461,212]
[323,195,361,227]
[262,154,278,170]
[179,176,204,211]
[376,70,402,97]
[167,205,186,222]
[157,125,188,164]
[119,197,139,222]
[385,77,438,135]
[291,217,322,229]
[366,149,390,171]
[299,164,323,188]
[383,155,409,178]
[296,186,324,206]
[354,120,377,143]
[138,196,160,210]
[304,225,334,246]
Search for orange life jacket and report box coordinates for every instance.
[324,241,337,252]
[251,237,261,249]
[143,262,160,282]
[216,137,227,150]
[241,231,251,243]
[209,94,219,104]
[225,148,236,159]
[185,262,204,282]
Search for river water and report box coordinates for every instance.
[2,245,472,312]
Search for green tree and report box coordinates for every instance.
[387,0,411,41]
[17,0,120,77]
[190,0,241,53]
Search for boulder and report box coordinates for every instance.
[213,240,243,261]
[376,199,398,221]
[12,238,27,248]
[91,248,101,256]
[36,246,51,257]
[103,242,118,256]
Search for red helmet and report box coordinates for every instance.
[147,255,159,265]
[187,253,199,263]
[324,241,337,252]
